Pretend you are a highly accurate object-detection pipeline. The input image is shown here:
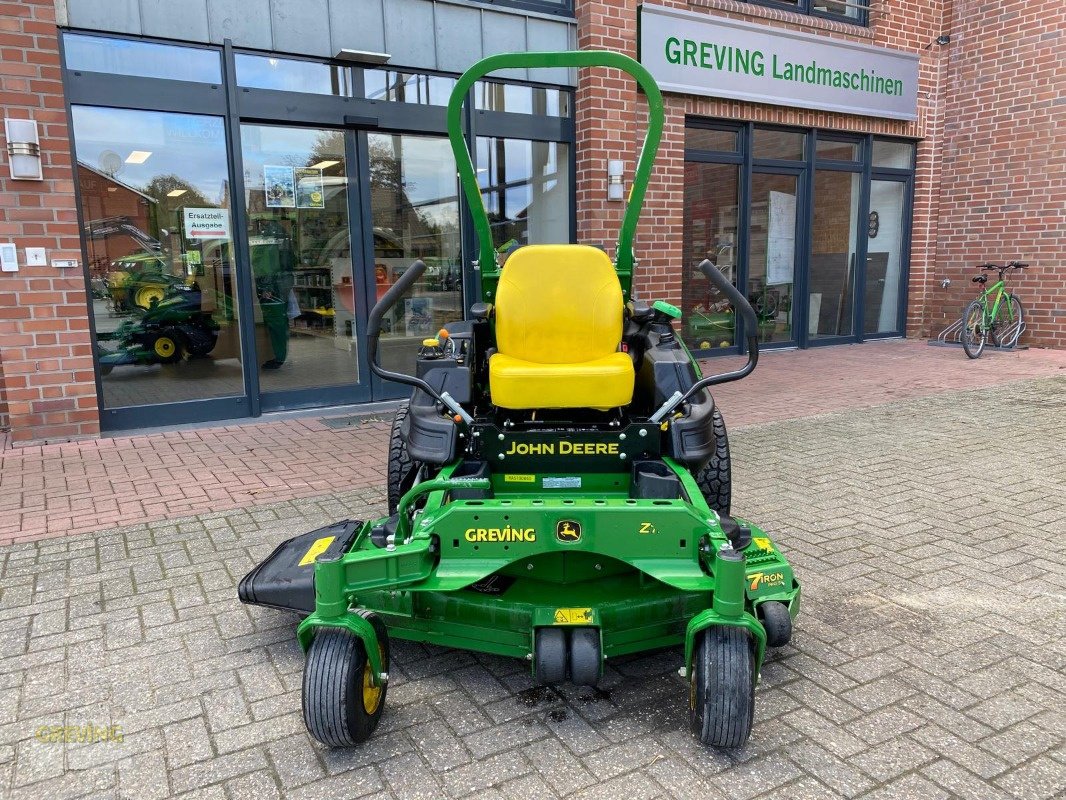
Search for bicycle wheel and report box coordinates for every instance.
[960,300,986,359]
[991,295,1024,348]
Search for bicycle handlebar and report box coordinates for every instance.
[979,262,1028,271]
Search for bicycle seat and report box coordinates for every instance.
[972,275,988,284]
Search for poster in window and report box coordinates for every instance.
[264,165,295,208]
[296,168,325,209]
[766,190,796,286]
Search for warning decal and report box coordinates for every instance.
[553,607,594,625]
[298,536,336,567]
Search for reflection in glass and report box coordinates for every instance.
[71,106,242,408]
[63,34,221,83]
[686,127,738,153]
[235,54,350,96]
[865,180,906,334]
[872,139,915,169]
[810,170,861,338]
[474,81,571,117]
[475,138,570,251]
[682,162,740,350]
[753,128,806,161]
[241,125,357,391]
[364,70,456,105]
[369,134,462,373]
[748,172,798,344]
[816,139,860,161]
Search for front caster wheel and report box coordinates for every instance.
[758,601,793,648]
[689,626,755,749]
[302,615,390,747]
[534,627,567,684]
[568,628,601,687]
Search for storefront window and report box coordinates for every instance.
[474,81,571,117]
[236,55,350,96]
[364,70,456,105]
[369,134,463,373]
[816,138,860,161]
[810,170,861,338]
[866,180,907,334]
[749,172,799,344]
[683,163,740,351]
[72,106,242,408]
[240,125,357,392]
[872,140,915,169]
[475,138,571,251]
[63,34,221,83]
[686,127,738,153]
[754,129,806,161]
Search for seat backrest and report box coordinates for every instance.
[495,245,623,365]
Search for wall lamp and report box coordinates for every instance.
[4,118,43,181]
[607,160,625,202]
[335,49,391,64]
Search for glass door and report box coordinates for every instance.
[239,124,370,410]
[864,178,909,336]
[365,132,463,389]
[747,169,802,347]
[809,169,863,342]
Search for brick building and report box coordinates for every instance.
[0,0,1062,445]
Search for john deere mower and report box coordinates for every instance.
[239,51,800,749]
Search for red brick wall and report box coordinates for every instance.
[927,0,1066,346]
[575,0,948,338]
[0,0,99,444]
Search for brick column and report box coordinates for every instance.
[575,0,684,308]
[0,0,98,444]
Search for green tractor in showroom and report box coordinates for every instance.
[239,50,799,749]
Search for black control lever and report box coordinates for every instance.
[648,260,760,423]
[366,260,472,423]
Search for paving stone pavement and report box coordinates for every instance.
[1,376,1064,799]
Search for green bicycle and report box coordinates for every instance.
[961,261,1027,358]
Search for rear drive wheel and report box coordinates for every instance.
[694,408,731,516]
[758,601,793,648]
[302,615,390,747]
[689,626,755,749]
[387,403,418,515]
[961,300,986,359]
[991,295,1024,348]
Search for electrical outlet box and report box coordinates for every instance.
[0,242,17,272]
[25,247,46,266]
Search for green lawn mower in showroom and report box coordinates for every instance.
[239,50,800,749]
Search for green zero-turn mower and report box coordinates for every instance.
[238,50,800,749]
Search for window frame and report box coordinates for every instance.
[752,0,869,27]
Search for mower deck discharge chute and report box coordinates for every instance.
[239,50,800,749]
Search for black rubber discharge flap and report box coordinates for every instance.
[238,520,362,614]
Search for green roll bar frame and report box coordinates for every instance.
[446,50,665,302]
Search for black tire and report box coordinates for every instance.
[148,328,186,364]
[694,408,731,516]
[534,627,567,685]
[991,295,1024,348]
[99,364,114,377]
[302,617,390,747]
[183,325,218,357]
[758,601,793,648]
[961,300,986,359]
[689,626,755,749]
[568,628,601,687]
[387,403,417,516]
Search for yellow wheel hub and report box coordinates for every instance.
[154,337,176,358]
[361,657,383,714]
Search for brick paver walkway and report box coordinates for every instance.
[2,339,1064,546]
[0,373,1063,798]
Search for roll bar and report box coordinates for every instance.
[648,261,760,423]
[446,51,665,302]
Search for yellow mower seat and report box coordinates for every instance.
[489,244,634,410]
